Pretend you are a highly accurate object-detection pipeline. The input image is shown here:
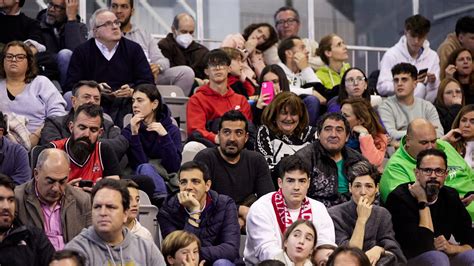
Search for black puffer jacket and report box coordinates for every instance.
[0,220,55,266]
[295,140,366,207]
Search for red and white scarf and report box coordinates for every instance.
[271,188,313,234]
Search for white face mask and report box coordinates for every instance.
[175,33,193,49]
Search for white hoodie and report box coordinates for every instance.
[377,35,440,102]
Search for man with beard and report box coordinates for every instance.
[15,148,91,250]
[36,0,87,86]
[0,173,55,265]
[385,149,474,265]
[109,0,195,96]
[294,112,366,207]
[37,103,120,183]
[194,110,274,229]
[380,118,474,219]
[158,160,241,265]
[40,80,128,165]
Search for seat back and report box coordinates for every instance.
[138,205,161,247]
[138,190,151,205]
[157,85,189,141]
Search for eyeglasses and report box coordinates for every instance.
[47,2,65,11]
[345,76,366,85]
[208,64,227,70]
[4,53,27,62]
[276,18,299,26]
[95,20,121,29]
[417,167,447,177]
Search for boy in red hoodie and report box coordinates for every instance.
[186,49,252,145]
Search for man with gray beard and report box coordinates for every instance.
[386,149,474,265]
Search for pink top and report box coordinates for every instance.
[359,133,388,169]
[37,188,64,250]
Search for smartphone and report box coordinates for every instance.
[78,180,94,188]
[261,81,275,105]
[418,68,428,76]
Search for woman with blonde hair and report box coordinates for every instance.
[340,98,387,169]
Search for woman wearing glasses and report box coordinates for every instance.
[315,34,351,99]
[327,67,371,113]
[0,41,66,148]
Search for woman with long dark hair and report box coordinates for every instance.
[122,83,182,199]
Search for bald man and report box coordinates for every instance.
[380,118,474,218]
[15,148,91,250]
[158,12,209,80]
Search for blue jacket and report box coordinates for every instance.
[0,137,30,185]
[158,190,240,264]
[122,105,182,172]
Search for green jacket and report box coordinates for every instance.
[380,136,474,218]
[315,62,351,90]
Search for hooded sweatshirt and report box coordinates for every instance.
[186,83,252,142]
[437,32,463,79]
[377,35,440,102]
[380,136,474,219]
[65,226,165,266]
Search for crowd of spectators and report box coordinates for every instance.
[1,0,474,265]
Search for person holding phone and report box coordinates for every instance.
[377,14,440,102]
[256,92,316,184]
[253,64,290,126]
[15,148,91,251]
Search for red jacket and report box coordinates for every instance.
[186,84,252,142]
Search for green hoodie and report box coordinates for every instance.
[380,136,474,219]
[65,226,165,265]
[315,62,351,90]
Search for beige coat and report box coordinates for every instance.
[15,180,91,243]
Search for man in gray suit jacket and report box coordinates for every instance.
[15,148,91,250]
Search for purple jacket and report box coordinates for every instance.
[158,190,240,264]
[0,137,30,185]
[122,105,182,172]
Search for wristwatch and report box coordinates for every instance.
[418,201,428,209]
